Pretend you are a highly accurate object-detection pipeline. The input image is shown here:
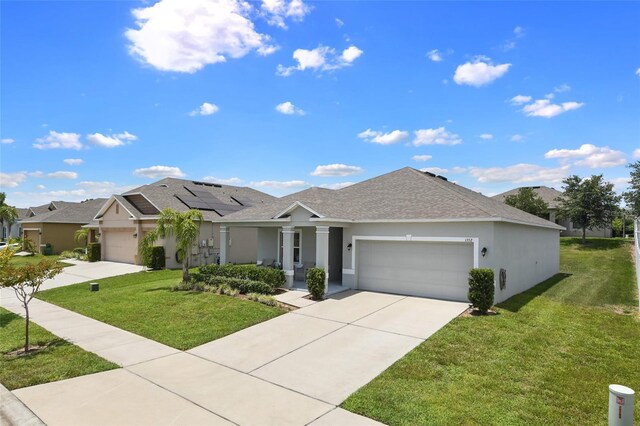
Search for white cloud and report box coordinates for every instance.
[36,184,46,190]
[63,158,84,165]
[544,144,626,168]
[34,131,82,150]
[513,26,525,38]
[0,172,27,188]
[87,131,137,148]
[125,0,277,74]
[12,181,138,206]
[47,171,78,179]
[469,164,570,184]
[453,57,511,87]
[421,166,466,175]
[251,180,308,189]
[29,171,44,178]
[510,95,532,105]
[413,127,462,146]
[636,68,640,77]
[134,165,186,179]
[335,18,344,27]
[277,44,363,76]
[426,49,442,62]
[554,84,571,93]
[275,101,304,115]
[357,129,409,145]
[261,0,311,28]
[633,148,640,159]
[609,177,630,190]
[511,134,524,142]
[479,133,493,140]
[1,138,15,144]
[202,176,244,185]
[521,99,584,118]
[310,164,362,177]
[412,155,432,162]
[319,182,354,190]
[190,102,220,116]
[544,92,555,100]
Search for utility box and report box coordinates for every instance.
[609,384,634,426]
[89,282,99,292]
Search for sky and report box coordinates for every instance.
[1,0,639,208]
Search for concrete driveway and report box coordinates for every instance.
[12,291,467,425]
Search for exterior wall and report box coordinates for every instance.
[2,222,21,240]
[300,227,316,264]
[228,227,258,264]
[328,227,343,281]
[23,227,42,252]
[342,222,496,289]
[551,209,612,237]
[492,222,560,303]
[42,223,83,254]
[257,227,278,263]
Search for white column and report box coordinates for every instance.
[315,226,330,294]
[98,225,105,261]
[281,226,295,287]
[135,221,143,265]
[219,226,229,264]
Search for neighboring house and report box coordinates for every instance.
[19,199,108,254]
[90,178,274,268]
[2,207,28,240]
[218,167,563,303]
[492,186,612,238]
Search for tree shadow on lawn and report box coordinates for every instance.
[498,273,572,313]
[560,238,628,251]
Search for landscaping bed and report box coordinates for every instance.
[37,269,285,350]
[0,308,118,390]
[342,238,640,425]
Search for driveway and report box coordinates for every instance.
[12,291,467,425]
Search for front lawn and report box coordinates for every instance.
[37,270,285,350]
[0,308,118,390]
[10,253,73,268]
[342,238,640,425]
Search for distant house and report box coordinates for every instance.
[89,178,274,267]
[218,167,563,303]
[492,186,612,238]
[2,207,28,240]
[19,199,108,254]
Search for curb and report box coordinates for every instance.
[0,383,45,426]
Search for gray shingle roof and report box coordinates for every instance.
[20,198,108,224]
[492,186,563,209]
[28,204,51,217]
[220,167,563,229]
[117,178,275,221]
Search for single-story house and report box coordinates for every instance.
[493,186,612,238]
[218,167,564,303]
[20,198,108,254]
[90,178,274,268]
[2,207,28,240]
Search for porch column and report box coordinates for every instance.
[315,226,330,294]
[219,226,229,264]
[281,226,295,287]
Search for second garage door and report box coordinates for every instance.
[357,240,474,301]
[103,230,137,264]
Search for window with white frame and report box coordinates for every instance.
[278,230,301,264]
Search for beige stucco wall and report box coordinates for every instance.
[22,227,42,252]
[42,223,84,254]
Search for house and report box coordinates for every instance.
[90,178,274,267]
[19,199,108,254]
[492,186,613,238]
[2,207,28,240]
[217,167,563,303]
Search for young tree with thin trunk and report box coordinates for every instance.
[504,187,549,218]
[556,175,621,244]
[139,208,203,283]
[0,256,62,354]
[623,160,640,217]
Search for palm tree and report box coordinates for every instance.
[74,228,89,246]
[139,208,203,283]
[0,193,18,242]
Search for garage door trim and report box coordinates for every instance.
[344,235,479,275]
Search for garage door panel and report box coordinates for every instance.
[357,241,473,301]
[103,230,137,264]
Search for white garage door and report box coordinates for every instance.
[357,240,474,301]
[103,230,137,264]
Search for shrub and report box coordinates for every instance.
[194,264,285,289]
[87,243,101,262]
[306,267,326,300]
[59,250,76,259]
[468,268,495,313]
[196,275,274,295]
[73,247,85,255]
[246,292,278,307]
[146,246,166,270]
[172,281,193,292]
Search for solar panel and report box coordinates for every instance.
[175,192,247,216]
[231,196,253,207]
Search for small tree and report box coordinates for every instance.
[306,267,326,300]
[74,228,89,246]
[504,187,549,218]
[556,175,621,244]
[0,256,63,353]
[139,208,203,283]
[623,161,640,217]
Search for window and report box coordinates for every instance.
[278,230,301,264]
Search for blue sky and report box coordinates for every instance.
[1,0,639,208]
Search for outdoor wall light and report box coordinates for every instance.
[481,247,488,257]
[133,233,138,238]
[347,243,352,252]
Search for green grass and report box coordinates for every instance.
[37,270,285,350]
[10,253,73,268]
[342,238,640,425]
[0,308,118,390]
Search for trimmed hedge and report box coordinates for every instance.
[306,267,326,300]
[194,264,285,289]
[196,275,274,295]
[87,243,101,262]
[146,246,166,270]
[468,268,495,313]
